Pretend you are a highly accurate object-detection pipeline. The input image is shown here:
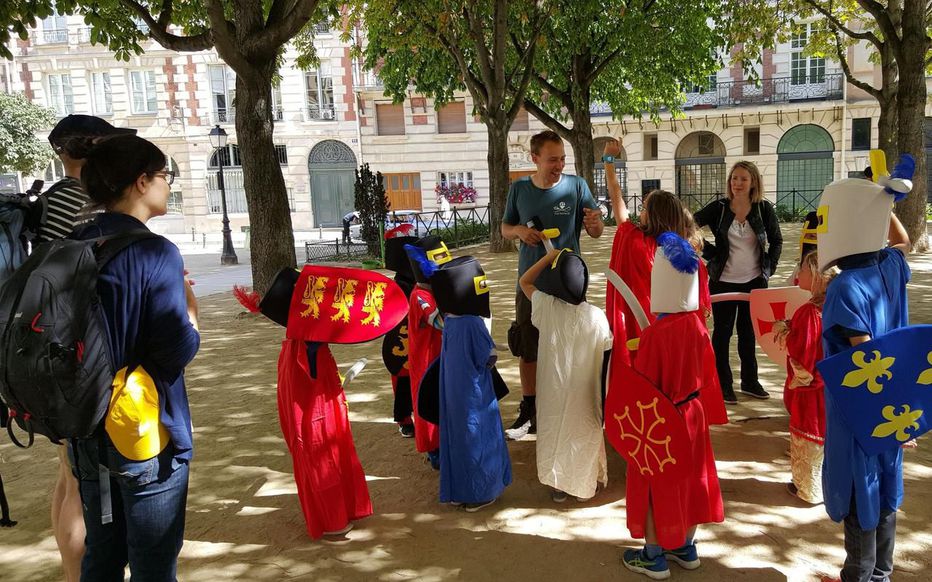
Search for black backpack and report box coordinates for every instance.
[0,231,155,447]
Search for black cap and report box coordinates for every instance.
[535,250,589,305]
[258,268,300,327]
[384,235,418,276]
[48,115,137,151]
[431,256,490,318]
[405,235,452,284]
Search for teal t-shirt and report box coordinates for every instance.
[502,174,597,276]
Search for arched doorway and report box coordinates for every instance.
[776,124,834,217]
[592,136,629,216]
[308,140,357,227]
[675,131,727,211]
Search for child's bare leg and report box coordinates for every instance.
[53,447,84,582]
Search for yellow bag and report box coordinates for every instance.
[105,366,170,461]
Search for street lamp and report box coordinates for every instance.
[208,124,238,265]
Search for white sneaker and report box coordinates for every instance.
[505,421,531,441]
[323,522,354,536]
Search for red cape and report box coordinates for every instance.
[277,339,372,538]
[626,313,725,549]
[407,288,441,453]
[783,301,826,443]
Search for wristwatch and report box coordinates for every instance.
[602,155,615,163]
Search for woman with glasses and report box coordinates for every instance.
[69,134,200,581]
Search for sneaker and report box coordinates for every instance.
[323,522,354,536]
[575,493,595,502]
[722,386,738,405]
[664,543,700,570]
[399,423,415,438]
[508,400,535,430]
[427,449,440,471]
[505,421,532,441]
[740,383,770,400]
[622,548,671,580]
[550,489,568,503]
[463,498,496,513]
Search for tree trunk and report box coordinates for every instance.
[568,110,595,193]
[893,1,929,252]
[876,97,897,164]
[487,123,513,252]
[234,67,298,294]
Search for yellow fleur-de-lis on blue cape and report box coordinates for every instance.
[842,350,895,394]
[871,405,923,442]
[918,352,932,385]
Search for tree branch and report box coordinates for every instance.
[504,8,548,96]
[521,97,572,140]
[803,0,881,48]
[260,0,320,54]
[463,5,497,95]
[506,40,537,123]
[856,0,901,52]
[118,0,213,52]
[832,29,882,100]
[587,43,626,85]
[204,0,251,73]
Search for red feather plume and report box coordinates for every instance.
[233,285,262,313]
[385,223,415,239]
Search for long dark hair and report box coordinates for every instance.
[81,135,166,208]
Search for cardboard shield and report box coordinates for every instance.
[286,265,408,344]
[604,364,691,482]
[749,286,812,365]
[817,325,932,455]
[381,322,409,376]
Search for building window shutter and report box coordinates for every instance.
[438,101,467,134]
[377,103,405,136]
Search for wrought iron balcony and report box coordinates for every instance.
[589,73,845,116]
[212,108,235,124]
[306,104,336,121]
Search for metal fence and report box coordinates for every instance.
[775,189,823,220]
[305,239,370,263]
[405,205,492,248]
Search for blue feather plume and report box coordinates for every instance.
[404,243,438,278]
[884,154,915,201]
[657,231,699,274]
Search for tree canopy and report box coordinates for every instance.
[0,92,56,175]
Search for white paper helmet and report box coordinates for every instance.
[815,178,892,272]
[650,232,700,314]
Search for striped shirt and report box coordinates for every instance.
[34,177,94,243]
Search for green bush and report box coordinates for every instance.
[775,204,809,223]
[430,218,490,248]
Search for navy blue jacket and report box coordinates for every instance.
[73,213,200,461]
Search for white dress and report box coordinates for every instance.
[531,291,613,498]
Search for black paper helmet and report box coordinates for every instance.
[404,235,453,284]
[384,224,418,277]
[534,249,589,305]
[430,256,490,318]
[799,210,819,260]
[258,267,300,327]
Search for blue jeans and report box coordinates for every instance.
[73,438,189,582]
[842,494,896,582]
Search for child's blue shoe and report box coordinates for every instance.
[664,543,700,569]
[622,548,670,580]
[427,449,440,470]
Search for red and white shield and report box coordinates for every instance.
[604,364,691,483]
[749,286,812,365]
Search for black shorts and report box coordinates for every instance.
[508,289,539,362]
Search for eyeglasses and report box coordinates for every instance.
[153,170,175,185]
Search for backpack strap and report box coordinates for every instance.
[92,231,160,268]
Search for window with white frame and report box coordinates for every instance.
[129,70,158,114]
[272,83,284,121]
[209,65,236,123]
[41,8,68,44]
[790,24,825,86]
[90,72,112,115]
[304,64,335,120]
[685,74,717,94]
[44,159,65,183]
[438,171,474,189]
[166,157,183,213]
[46,74,74,116]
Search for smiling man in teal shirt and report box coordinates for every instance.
[501,130,603,440]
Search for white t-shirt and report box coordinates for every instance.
[720,219,761,283]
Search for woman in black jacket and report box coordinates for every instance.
[694,161,782,404]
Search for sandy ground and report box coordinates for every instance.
[1,224,930,582]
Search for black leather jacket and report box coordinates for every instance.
[694,198,783,282]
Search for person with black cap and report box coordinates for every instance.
[430,255,512,511]
[41,114,135,582]
[39,114,137,244]
[403,235,453,469]
[518,247,612,504]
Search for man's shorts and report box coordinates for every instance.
[508,289,539,362]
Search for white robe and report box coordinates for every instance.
[531,291,613,498]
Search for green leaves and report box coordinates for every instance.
[0,93,56,174]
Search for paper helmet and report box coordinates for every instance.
[430,256,490,318]
[383,224,418,276]
[258,267,301,327]
[404,235,453,284]
[534,249,589,305]
[799,210,819,260]
[650,232,699,314]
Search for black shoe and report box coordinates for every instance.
[740,384,770,400]
[399,423,415,438]
[722,386,738,405]
[508,400,535,431]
